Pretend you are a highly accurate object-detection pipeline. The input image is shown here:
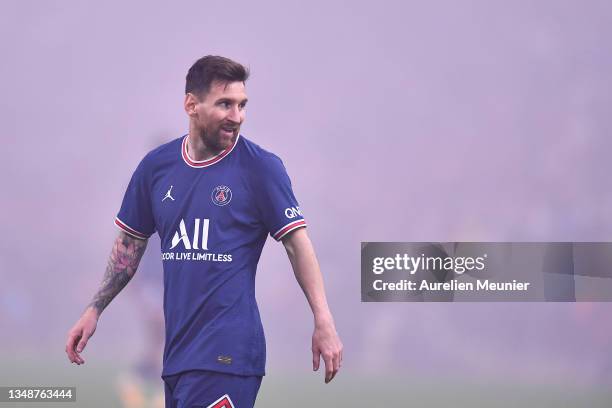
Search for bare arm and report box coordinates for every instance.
[88,231,148,315]
[282,228,343,383]
[65,231,148,365]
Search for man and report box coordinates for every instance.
[65,55,343,407]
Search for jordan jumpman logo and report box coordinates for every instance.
[162,185,175,202]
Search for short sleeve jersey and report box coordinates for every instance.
[115,134,306,377]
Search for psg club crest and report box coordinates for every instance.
[211,185,232,206]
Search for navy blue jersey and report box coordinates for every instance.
[114,134,306,377]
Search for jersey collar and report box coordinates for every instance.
[181,134,240,168]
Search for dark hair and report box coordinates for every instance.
[185,55,249,98]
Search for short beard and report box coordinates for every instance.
[195,127,227,154]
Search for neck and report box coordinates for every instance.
[187,127,223,162]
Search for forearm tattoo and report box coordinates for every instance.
[88,231,148,315]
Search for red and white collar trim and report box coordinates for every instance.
[181,134,240,168]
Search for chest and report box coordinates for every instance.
[150,163,260,241]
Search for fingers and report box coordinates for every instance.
[65,333,77,362]
[326,353,341,383]
[65,330,86,365]
[66,312,99,367]
[324,345,344,383]
[65,332,83,365]
[312,327,343,383]
[330,353,340,382]
[77,331,91,354]
[323,353,334,383]
[312,348,321,371]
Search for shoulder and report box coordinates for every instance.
[143,135,183,163]
[138,135,184,171]
[238,135,286,174]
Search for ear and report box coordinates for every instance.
[184,93,199,117]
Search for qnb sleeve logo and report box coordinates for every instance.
[284,206,302,219]
[170,218,210,250]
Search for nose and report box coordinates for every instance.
[227,106,242,123]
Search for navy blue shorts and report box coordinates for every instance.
[163,370,262,407]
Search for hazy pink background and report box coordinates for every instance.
[1,0,612,405]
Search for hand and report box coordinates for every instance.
[312,319,343,383]
[65,307,98,365]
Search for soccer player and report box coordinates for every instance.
[65,55,343,407]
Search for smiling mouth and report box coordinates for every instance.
[220,125,237,134]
